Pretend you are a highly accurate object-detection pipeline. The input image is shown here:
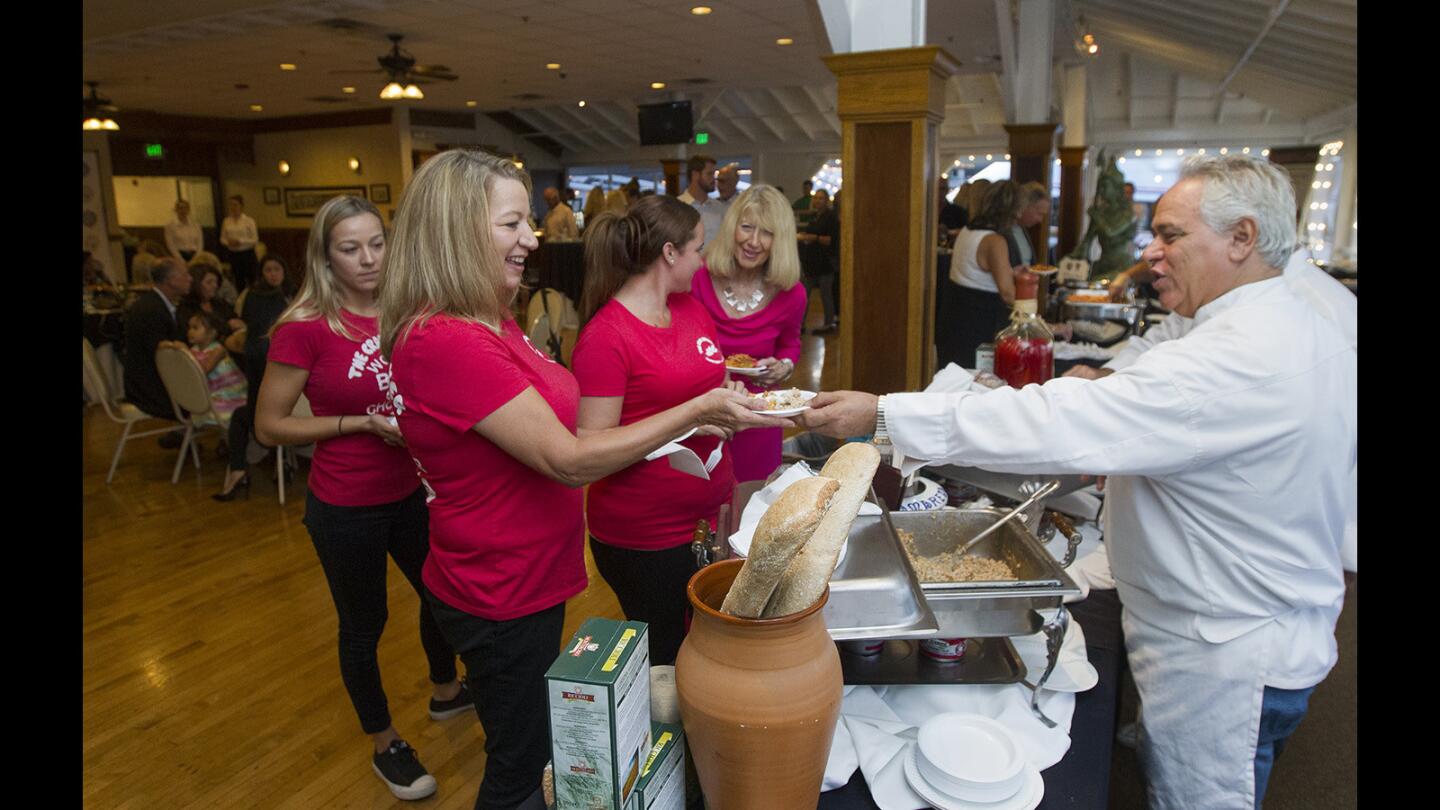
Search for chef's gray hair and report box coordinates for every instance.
[1179,155,1297,270]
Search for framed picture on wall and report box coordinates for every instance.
[263,187,282,205]
[283,186,368,217]
[369,184,391,204]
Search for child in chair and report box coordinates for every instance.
[185,312,254,500]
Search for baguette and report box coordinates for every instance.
[762,443,881,618]
[720,476,840,617]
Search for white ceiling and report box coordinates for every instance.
[82,0,1357,160]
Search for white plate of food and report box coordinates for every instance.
[754,388,816,416]
[724,354,766,376]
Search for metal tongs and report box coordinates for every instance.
[954,479,1061,556]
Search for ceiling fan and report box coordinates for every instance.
[330,34,458,99]
[83,81,120,130]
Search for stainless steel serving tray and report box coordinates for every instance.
[1061,299,1141,322]
[821,508,940,642]
[889,509,1082,637]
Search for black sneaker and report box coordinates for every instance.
[372,739,437,800]
[429,681,474,720]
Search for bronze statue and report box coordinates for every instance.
[1067,150,1138,282]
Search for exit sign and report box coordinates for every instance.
[144,143,165,159]
[694,132,709,145]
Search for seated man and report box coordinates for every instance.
[123,257,193,439]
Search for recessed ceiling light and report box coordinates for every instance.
[578,100,587,107]
[546,63,561,70]
[342,86,356,94]
[250,104,264,112]
[776,37,794,46]
[691,6,713,15]
[279,63,297,71]
[651,82,666,89]
[466,100,478,107]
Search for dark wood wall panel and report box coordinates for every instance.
[851,122,913,395]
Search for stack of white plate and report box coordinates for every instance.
[902,713,1044,810]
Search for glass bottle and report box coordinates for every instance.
[994,269,1054,388]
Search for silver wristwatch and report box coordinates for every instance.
[873,394,891,446]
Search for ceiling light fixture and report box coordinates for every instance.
[402,84,424,99]
[280,63,297,71]
[1074,15,1100,57]
[82,81,120,131]
[691,6,713,15]
[578,100,587,107]
[651,82,666,89]
[278,160,291,176]
[250,104,264,112]
[776,37,794,45]
[342,86,356,94]
[348,157,362,173]
[547,63,561,70]
[380,81,405,100]
[466,100,478,107]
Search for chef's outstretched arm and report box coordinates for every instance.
[800,390,878,438]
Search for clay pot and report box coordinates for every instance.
[676,559,843,809]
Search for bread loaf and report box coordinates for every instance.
[762,443,881,618]
[720,475,840,618]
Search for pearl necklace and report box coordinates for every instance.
[723,286,765,313]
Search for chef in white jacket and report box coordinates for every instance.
[802,154,1356,809]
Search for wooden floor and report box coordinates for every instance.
[82,300,842,809]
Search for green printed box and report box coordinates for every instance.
[546,619,652,810]
[634,723,685,810]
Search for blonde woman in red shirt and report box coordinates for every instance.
[378,150,783,810]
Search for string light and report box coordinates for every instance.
[1242,147,1251,154]
[1219,147,1229,154]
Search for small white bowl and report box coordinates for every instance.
[915,713,1026,803]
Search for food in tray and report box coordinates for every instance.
[725,353,758,368]
[1065,290,1113,304]
[759,388,811,411]
[896,528,1017,582]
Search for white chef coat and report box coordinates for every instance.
[886,266,1355,688]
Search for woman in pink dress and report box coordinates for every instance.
[690,184,806,482]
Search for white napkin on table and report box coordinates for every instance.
[823,681,1076,809]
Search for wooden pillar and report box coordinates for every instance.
[1057,146,1087,257]
[824,46,960,394]
[1005,123,1058,263]
[661,159,683,197]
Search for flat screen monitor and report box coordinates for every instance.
[637,101,694,146]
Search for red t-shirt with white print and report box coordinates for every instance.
[571,293,736,551]
[267,311,418,507]
[388,314,586,621]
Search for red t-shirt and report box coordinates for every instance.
[268,312,418,507]
[389,314,586,621]
[571,294,736,551]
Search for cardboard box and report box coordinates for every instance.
[546,619,652,810]
[634,722,685,810]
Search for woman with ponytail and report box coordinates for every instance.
[571,195,744,666]
[380,151,783,809]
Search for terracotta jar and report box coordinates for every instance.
[676,559,843,809]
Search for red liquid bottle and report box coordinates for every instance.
[994,269,1054,388]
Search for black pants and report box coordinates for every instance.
[937,282,1011,369]
[303,488,458,735]
[229,248,258,293]
[589,536,698,666]
[425,595,565,810]
[225,405,254,472]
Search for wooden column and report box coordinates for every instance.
[824,46,960,394]
[1057,146,1087,257]
[1005,123,1058,263]
[661,159,683,197]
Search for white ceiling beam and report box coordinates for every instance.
[1170,72,1182,128]
[1304,102,1357,136]
[590,101,638,143]
[767,87,818,143]
[509,108,587,154]
[524,105,604,152]
[553,104,627,150]
[724,92,785,143]
[800,85,842,137]
[1124,51,1137,131]
[711,94,761,143]
[1089,122,1307,146]
[993,0,1017,122]
[1215,94,1228,124]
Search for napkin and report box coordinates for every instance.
[644,432,725,480]
[1052,341,1120,361]
[727,461,881,558]
[824,681,1076,809]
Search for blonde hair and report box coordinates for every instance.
[580,195,700,325]
[187,250,222,271]
[702,184,800,290]
[378,150,533,357]
[272,195,384,342]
